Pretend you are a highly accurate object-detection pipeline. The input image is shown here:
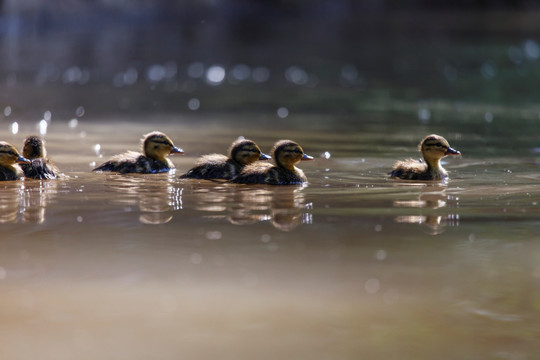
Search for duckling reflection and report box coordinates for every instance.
[20,180,58,223]
[0,182,22,223]
[393,185,459,234]
[0,180,56,223]
[189,183,310,231]
[103,175,182,224]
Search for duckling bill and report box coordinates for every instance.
[21,135,59,180]
[93,131,183,174]
[230,139,313,185]
[390,134,461,181]
[180,138,270,180]
[0,141,31,181]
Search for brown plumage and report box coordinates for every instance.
[230,140,313,185]
[180,138,270,180]
[390,134,461,181]
[0,141,30,181]
[20,136,59,180]
[93,131,184,174]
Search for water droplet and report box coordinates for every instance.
[418,108,431,123]
[480,62,496,79]
[365,278,380,294]
[485,112,493,123]
[340,64,359,86]
[229,64,251,83]
[277,107,289,118]
[205,65,226,85]
[4,106,11,117]
[93,144,101,155]
[261,234,271,243]
[375,249,387,260]
[68,118,78,128]
[43,110,52,122]
[39,119,48,135]
[321,151,331,159]
[124,67,138,85]
[147,64,166,83]
[76,216,83,223]
[285,66,309,85]
[163,61,177,79]
[190,253,202,264]
[188,98,200,111]
[508,46,523,64]
[205,231,222,240]
[10,122,18,134]
[524,39,540,60]
[252,66,270,83]
[76,106,85,117]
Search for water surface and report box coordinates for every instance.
[1,113,540,360]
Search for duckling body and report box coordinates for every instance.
[231,140,313,185]
[390,134,461,181]
[180,138,270,180]
[0,141,31,181]
[93,131,183,174]
[21,136,59,180]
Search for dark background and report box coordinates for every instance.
[1,1,540,118]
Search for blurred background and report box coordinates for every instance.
[2,0,540,121]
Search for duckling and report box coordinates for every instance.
[230,140,313,185]
[180,138,270,180]
[93,131,184,174]
[390,134,461,181]
[20,136,59,180]
[0,141,31,181]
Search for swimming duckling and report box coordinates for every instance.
[93,131,184,174]
[0,141,31,181]
[230,140,313,185]
[390,134,461,181]
[180,138,270,180]
[20,136,59,180]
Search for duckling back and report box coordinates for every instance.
[180,154,238,179]
[93,151,174,174]
[231,162,307,185]
[180,138,268,180]
[390,159,434,180]
[21,159,58,180]
[231,139,311,185]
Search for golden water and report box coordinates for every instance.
[1,115,540,359]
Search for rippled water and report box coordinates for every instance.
[1,112,539,359]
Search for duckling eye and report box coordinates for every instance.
[436,142,442,147]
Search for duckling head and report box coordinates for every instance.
[22,135,46,159]
[272,140,313,170]
[229,138,271,165]
[0,141,30,166]
[142,131,184,161]
[418,134,460,166]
